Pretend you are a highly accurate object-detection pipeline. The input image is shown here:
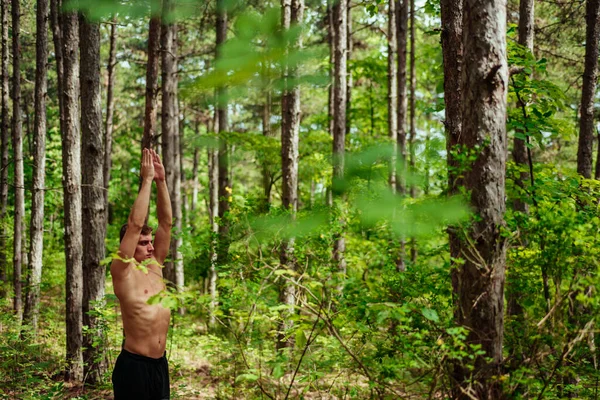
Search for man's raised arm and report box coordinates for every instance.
[152,149,172,265]
[111,148,155,276]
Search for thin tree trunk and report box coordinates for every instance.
[142,11,161,150]
[512,0,534,213]
[408,0,417,263]
[278,0,304,350]
[508,0,534,319]
[61,5,83,383]
[332,0,348,288]
[23,0,49,334]
[80,12,106,385]
[216,0,230,279]
[440,0,462,289]
[327,0,334,138]
[161,0,183,289]
[346,4,352,138]
[12,0,24,322]
[0,0,9,298]
[191,118,199,212]
[395,0,409,272]
[388,0,397,190]
[104,17,117,225]
[578,0,600,178]
[452,0,508,397]
[208,115,218,328]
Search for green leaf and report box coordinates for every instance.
[421,308,439,323]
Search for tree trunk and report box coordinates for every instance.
[512,0,534,213]
[408,0,417,263]
[80,12,106,385]
[12,0,24,322]
[440,0,462,288]
[23,0,49,334]
[142,12,161,150]
[395,0,409,272]
[161,0,183,289]
[208,117,219,327]
[327,0,334,138]
[346,5,352,138]
[332,0,347,287]
[216,0,230,281]
[191,118,199,212]
[61,6,83,383]
[104,17,117,225]
[388,0,398,190]
[452,0,508,397]
[0,0,9,298]
[578,0,600,179]
[278,0,304,350]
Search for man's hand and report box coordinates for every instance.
[151,149,166,182]
[141,148,155,181]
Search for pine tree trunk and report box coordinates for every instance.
[161,0,183,289]
[512,0,534,213]
[440,0,462,289]
[61,6,83,383]
[23,0,49,334]
[578,0,600,179]
[80,12,106,385]
[0,0,9,298]
[12,0,24,322]
[332,0,347,286]
[216,0,230,279]
[346,5,352,138]
[395,0,409,272]
[191,119,199,212]
[104,17,117,224]
[452,0,508,397]
[278,0,304,350]
[408,0,417,263]
[143,13,161,150]
[388,0,398,190]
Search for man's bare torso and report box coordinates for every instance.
[112,259,171,359]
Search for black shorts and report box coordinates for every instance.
[112,349,170,400]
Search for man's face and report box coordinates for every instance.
[133,234,155,263]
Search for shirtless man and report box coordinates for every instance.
[111,148,172,400]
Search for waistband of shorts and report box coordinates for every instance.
[120,348,167,364]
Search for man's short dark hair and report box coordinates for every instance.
[119,224,153,243]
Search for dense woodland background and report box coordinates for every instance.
[2,0,600,398]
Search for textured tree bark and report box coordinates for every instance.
[0,0,9,298]
[332,0,347,286]
[345,5,352,138]
[452,0,508,398]
[12,0,24,322]
[408,0,417,263]
[208,117,219,327]
[440,0,462,275]
[216,0,230,285]
[191,119,199,212]
[512,0,534,214]
[23,0,49,334]
[61,6,84,383]
[80,12,107,385]
[104,17,117,225]
[388,0,398,190]
[395,0,409,272]
[278,0,304,350]
[161,0,183,289]
[142,12,161,151]
[578,0,600,178]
